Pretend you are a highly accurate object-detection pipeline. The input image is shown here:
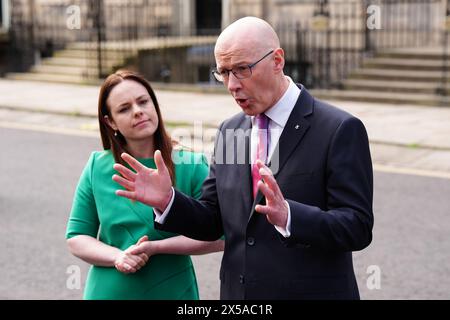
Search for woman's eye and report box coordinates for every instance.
[139,99,149,105]
[119,107,129,113]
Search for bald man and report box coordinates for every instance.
[114,17,374,299]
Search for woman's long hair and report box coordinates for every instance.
[98,70,175,183]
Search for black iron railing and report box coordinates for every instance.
[438,0,450,100]
[283,0,444,89]
[5,0,448,94]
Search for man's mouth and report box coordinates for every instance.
[235,98,250,108]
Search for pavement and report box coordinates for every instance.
[1,78,450,177]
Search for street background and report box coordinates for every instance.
[2,0,450,302]
[0,79,449,300]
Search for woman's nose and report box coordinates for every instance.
[133,104,143,116]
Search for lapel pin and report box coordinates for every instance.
[295,124,300,130]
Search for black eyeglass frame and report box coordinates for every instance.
[212,50,275,82]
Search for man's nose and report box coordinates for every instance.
[226,72,242,92]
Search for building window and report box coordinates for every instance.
[0,0,10,30]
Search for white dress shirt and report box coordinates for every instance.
[250,77,300,237]
[156,77,301,238]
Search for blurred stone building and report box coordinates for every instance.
[1,0,449,105]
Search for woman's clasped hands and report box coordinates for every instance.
[114,235,152,274]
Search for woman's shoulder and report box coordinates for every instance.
[172,148,209,193]
[83,150,114,173]
[172,148,208,168]
[89,150,114,163]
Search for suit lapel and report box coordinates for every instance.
[233,116,253,215]
[248,86,314,221]
[271,88,313,179]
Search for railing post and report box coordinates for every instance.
[363,0,371,53]
[27,0,37,67]
[261,0,269,21]
[98,0,105,78]
[312,0,330,88]
[90,0,105,79]
[325,0,331,89]
[438,0,449,100]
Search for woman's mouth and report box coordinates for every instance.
[133,119,150,127]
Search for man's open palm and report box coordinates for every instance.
[113,151,173,211]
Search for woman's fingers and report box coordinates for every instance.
[139,253,149,263]
[116,262,136,274]
[129,243,146,256]
[127,253,147,269]
[136,235,148,245]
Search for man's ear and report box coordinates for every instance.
[104,115,118,131]
[273,48,285,73]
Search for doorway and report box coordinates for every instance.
[195,0,222,35]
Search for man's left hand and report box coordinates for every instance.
[254,160,288,228]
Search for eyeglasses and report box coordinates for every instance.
[212,50,274,82]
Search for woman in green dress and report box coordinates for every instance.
[66,70,224,300]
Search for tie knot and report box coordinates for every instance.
[256,113,269,130]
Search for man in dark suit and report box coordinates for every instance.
[113,16,373,299]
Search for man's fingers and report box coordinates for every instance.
[255,159,266,170]
[116,189,137,201]
[112,174,135,191]
[255,204,271,215]
[113,163,136,181]
[258,166,283,196]
[121,152,146,173]
[154,150,168,175]
[257,180,275,200]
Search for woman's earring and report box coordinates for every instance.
[114,131,118,137]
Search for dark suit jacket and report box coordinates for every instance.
[156,86,374,299]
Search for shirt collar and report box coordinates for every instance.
[252,77,301,128]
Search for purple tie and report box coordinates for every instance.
[252,113,269,198]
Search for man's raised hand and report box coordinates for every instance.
[254,160,289,228]
[113,150,173,211]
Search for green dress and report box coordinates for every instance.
[66,149,209,300]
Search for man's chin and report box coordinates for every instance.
[240,105,258,116]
